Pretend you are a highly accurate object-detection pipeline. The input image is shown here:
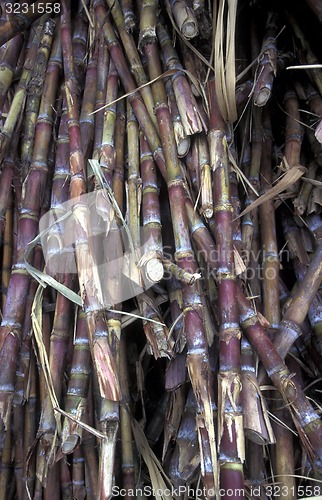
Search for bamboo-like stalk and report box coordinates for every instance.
[294,161,316,215]
[208,80,244,498]
[241,336,275,444]
[141,3,218,494]
[21,19,56,174]
[112,99,126,218]
[169,0,199,39]
[157,22,205,136]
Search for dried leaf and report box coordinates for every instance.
[238,165,306,218]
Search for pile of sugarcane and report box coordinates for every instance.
[1,0,322,498]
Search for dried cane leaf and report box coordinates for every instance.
[131,418,174,500]
[238,165,306,218]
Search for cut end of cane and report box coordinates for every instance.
[145,258,164,283]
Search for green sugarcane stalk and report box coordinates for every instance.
[207,80,245,499]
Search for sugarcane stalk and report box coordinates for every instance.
[119,335,136,499]
[72,446,86,500]
[61,0,120,404]
[241,106,262,268]
[0,16,61,440]
[121,0,137,31]
[208,80,244,498]
[72,6,88,91]
[157,21,205,136]
[61,310,91,454]
[93,0,167,179]
[21,19,56,175]
[258,110,296,499]
[1,194,12,309]
[166,79,190,158]
[294,161,316,215]
[141,3,218,493]
[284,88,304,194]
[197,133,213,219]
[0,33,24,118]
[169,0,199,39]
[0,26,41,164]
[253,12,278,107]
[104,0,157,128]
[140,133,164,285]
[79,29,97,163]
[0,0,58,48]
[112,99,126,219]
[237,289,322,471]
[167,387,200,492]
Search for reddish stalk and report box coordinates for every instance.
[208,80,244,498]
